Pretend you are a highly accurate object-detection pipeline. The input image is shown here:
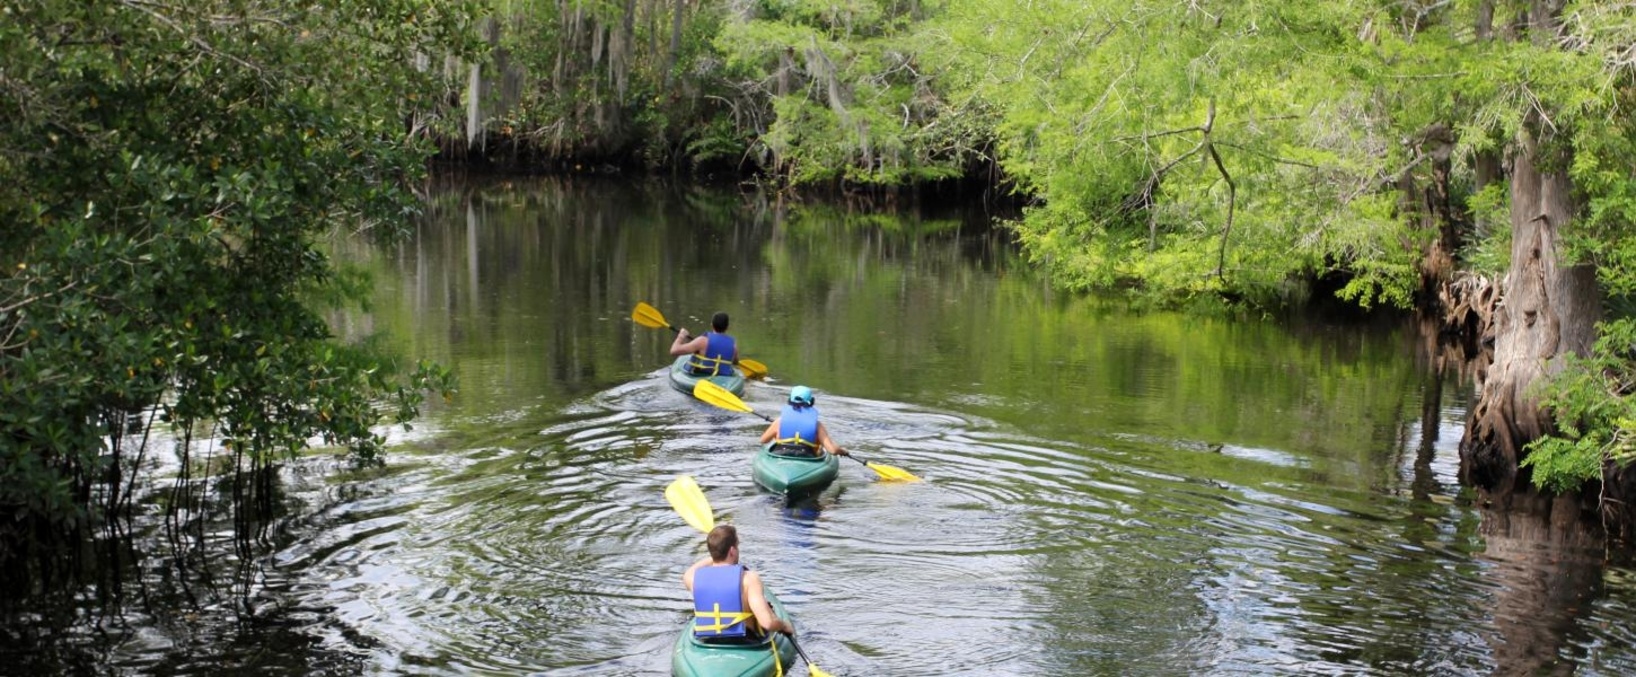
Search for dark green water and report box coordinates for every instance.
[10,177,1636,675]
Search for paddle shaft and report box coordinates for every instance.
[784,633,830,677]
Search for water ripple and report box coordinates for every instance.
[249,373,1623,676]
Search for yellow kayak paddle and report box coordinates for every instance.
[692,381,921,483]
[665,475,715,534]
[631,302,769,379]
[790,636,835,677]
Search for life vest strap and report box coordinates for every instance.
[689,353,733,376]
[694,603,754,634]
[774,435,818,449]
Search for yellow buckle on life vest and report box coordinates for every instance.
[694,603,753,634]
[689,353,732,376]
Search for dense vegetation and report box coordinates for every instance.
[0,0,468,571]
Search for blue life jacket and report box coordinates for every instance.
[775,404,820,451]
[692,564,751,639]
[689,332,736,376]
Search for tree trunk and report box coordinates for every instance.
[1472,149,1503,239]
[616,0,636,100]
[666,0,684,87]
[1459,123,1600,492]
[1404,123,1459,305]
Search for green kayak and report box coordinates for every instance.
[669,355,746,398]
[752,443,840,496]
[671,589,796,677]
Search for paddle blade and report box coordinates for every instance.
[631,302,671,330]
[850,454,921,482]
[693,380,756,414]
[807,663,835,677]
[866,461,921,483]
[737,358,769,380]
[665,475,715,534]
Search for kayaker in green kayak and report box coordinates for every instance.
[683,525,795,642]
[758,386,848,458]
[670,311,739,377]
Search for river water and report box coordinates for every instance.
[9,177,1636,675]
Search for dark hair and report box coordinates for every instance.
[707,524,738,561]
[711,312,730,332]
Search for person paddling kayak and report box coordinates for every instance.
[670,311,739,377]
[758,386,848,459]
[683,525,795,643]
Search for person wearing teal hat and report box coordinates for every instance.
[758,385,848,458]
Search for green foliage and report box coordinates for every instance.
[714,0,980,186]
[1525,318,1636,493]
[0,0,471,553]
[1569,110,1636,299]
[1462,183,1511,276]
[928,0,1436,308]
[484,0,982,183]
[491,0,736,163]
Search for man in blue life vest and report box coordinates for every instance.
[670,311,738,376]
[683,524,795,643]
[758,385,849,458]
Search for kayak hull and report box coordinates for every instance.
[752,443,841,496]
[671,589,796,677]
[669,355,746,398]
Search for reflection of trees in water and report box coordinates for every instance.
[1414,311,1609,675]
[1407,309,1485,502]
[381,176,1014,410]
[0,457,359,674]
[1477,490,1603,677]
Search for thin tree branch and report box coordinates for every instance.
[1208,142,1236,283]
[0,280,77,315]
[117,0,267,77]
[1214,141,1321,169]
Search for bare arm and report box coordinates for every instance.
[670,330,707,357]
[817,422,847,456]
[758,418,780,444]
[743,570,795,636]
[682,557,710,591]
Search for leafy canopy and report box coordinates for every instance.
[0,0,474,540]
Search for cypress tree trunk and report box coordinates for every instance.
[1458,123,1600,492]
[1458,0,1602,496]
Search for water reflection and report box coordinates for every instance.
[1479,491,1604,677]
[8,177,1636,676]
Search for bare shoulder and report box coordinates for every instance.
[743,569,772,600]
